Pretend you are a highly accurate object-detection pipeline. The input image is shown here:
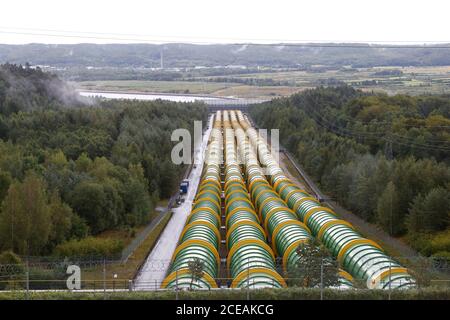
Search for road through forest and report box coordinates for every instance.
[133,115,214,290]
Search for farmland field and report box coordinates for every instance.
[75,65,450,99]
[76,80,239,95]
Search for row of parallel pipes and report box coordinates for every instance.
[223,110,287,288]
[235,110,415,289]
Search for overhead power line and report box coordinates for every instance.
[1,28,450,48]
[3,26,450,44]
[303,98,450,151]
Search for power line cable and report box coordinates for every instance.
[301,98,450,151]
[311,110,450,151]
[2,26,450,45]
[302,95,450,145]
[1,28,448,149]
[310,112,450,152]
[1,28,450,48]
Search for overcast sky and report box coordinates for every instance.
[0,0,449,44]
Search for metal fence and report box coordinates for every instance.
[120,211,170,263]
[0,256,449,296]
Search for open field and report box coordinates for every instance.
[211,85,306,98]
[76,65,450,98]
[76,80,239,95]
[202,65,450,95]
[76,80,306,99]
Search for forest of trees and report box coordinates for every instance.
[250,86,450,259]
[0,64,208,258]
[1,63,448,263]
[0,63,88,115]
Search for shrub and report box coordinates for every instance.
[0,251,24,290]
[430,230,450,253]
[408,233,433,256]
[54,237,124,259]
[0,251,23,265]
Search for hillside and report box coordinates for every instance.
[1,43,450,69]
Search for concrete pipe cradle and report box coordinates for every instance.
[238,113,414,290]
[223,114,286,289]
[161,112,222,290]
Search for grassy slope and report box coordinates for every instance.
[81,212,173,288]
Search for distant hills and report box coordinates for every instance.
[1,43,450,68]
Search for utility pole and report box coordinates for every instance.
[384,136,393,161]
[11,211,14,251]
[175,268,179,300]
[247,258,250,301]
[160,48,164,69]
[385,135,394,236]
[388,261,392,300]
[320,258,324,301]
[25,259,29,300]
[103,259,106,300]
[390,188,393,236]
